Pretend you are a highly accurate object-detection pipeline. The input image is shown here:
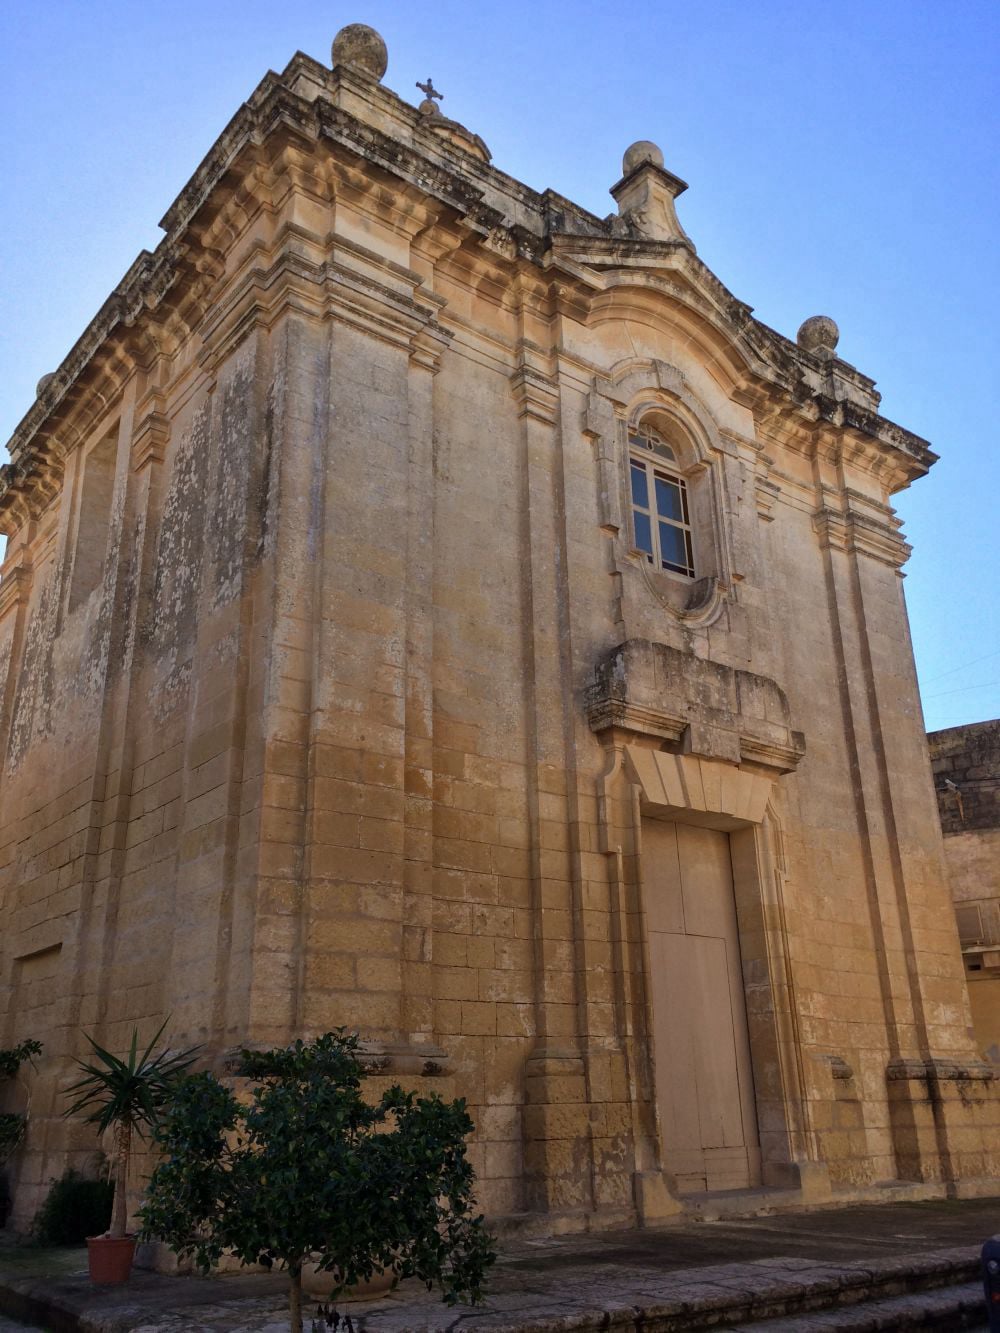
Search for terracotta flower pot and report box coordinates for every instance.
[87,1234,136,1285]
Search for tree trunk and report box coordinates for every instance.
[289,1264,303,1333]
[110,1119,131,1238]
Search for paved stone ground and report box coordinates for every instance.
[1,1197,998,1331]
[735,1282,985,1329]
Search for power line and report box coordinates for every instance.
[923,646,1000,685]
[925,680,1000,700]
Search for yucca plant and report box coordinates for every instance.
[64,1021,199,1239]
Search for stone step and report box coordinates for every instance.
[0,1242,988,1331]
[724,1279,986,1330]
[604,1251,982,1332]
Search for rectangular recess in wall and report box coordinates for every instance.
[69,429,117,611]
[9,942,63,1045]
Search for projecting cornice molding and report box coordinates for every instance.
[0,46,937,526]
[813,486,912,569]
[588,638,805,777]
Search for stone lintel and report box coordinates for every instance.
[626,747,774,829]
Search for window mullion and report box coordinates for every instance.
[646,458,663,569]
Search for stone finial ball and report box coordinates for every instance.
[331,23,388,79]
[797,315,840,355]
[623,140,665,175]
[36,372,55,398]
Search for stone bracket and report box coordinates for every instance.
[887,1057,997,1085]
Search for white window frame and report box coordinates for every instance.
[627,423,695,578]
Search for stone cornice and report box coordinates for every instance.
[587,699,805,777]
[0,564,33,621]
[739,735,807,775]
[545,240,932,489]
[1,46,937,525]
[1,70,521,494]
[812,490,912,569]
[588,639,806,777]
[193,239,450,373]
[131,390,170,472]
[587,698,685,744]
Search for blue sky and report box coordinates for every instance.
[2,2,997,731]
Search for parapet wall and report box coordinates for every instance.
[929,719,1000,1063]
[929,719,1000,836]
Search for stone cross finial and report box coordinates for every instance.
[416,77,444,115]
[417,77,442,102]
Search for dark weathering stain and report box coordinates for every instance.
[150,402,211,653]
[257,373,279,563]
[7,575,57,770]
[210,355,257,610]
[82,479,129,692]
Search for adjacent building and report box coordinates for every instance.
[930,720,1000,1063]
[1,24,998,1234]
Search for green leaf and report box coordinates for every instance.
[138,1031,496,1315]
[63,1024,201,1137]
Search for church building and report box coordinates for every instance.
[1,24,997,1233]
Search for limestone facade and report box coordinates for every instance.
[1,26,998,1233]
[929,720,1000,1063]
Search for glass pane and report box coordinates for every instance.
[632,426,675,461]
[654,473,684,523]
[659,521,692,573]
[629,461,649,509]
[634,510,653,557]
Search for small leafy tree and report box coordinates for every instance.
[0,1038,42,1168]
[64,1022,199,1239]
[139,1031,496,1333]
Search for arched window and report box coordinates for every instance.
[627,423,695,578]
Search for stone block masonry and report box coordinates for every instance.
[929,719,1000,1062]
[0,20,997,1235]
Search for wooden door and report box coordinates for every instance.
[642,819,761,1193]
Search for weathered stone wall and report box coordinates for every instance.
[929,720,1000,1062]
[1,39,997,1233]
[930,720,1000,840]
